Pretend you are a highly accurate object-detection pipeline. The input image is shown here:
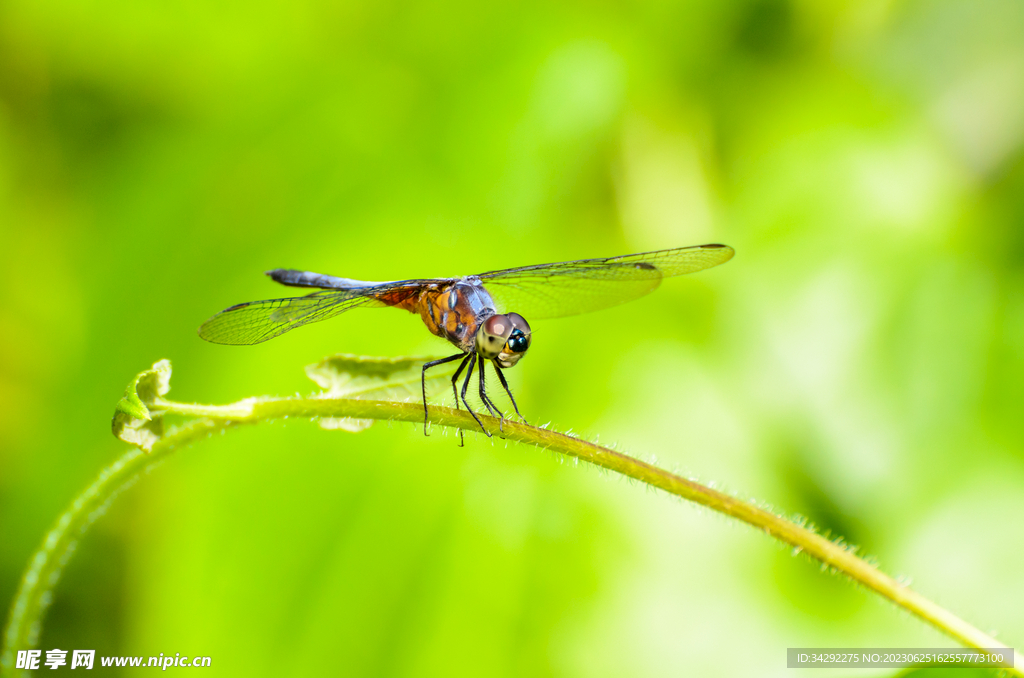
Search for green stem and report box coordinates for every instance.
[1,419,231,676]
[3,396,1020,676]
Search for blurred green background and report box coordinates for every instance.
[2,0,1023,675]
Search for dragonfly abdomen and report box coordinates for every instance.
[266,269,383,290]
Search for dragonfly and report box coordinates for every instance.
[198,243,735,437]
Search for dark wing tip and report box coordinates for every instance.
[701,243,735,257]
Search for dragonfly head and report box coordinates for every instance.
[476,313,532,367]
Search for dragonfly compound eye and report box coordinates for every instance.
[495,313,532,367]
[504,313,531,354]
[506,312,531,336]
[476,314,514,359]
[506,330,529,353]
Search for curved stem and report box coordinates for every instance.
[1,419,231,676]
[3,396,1019,676]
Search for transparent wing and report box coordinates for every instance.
[477,243,734,319]
[198,291,376,345]
[198,275,443,345]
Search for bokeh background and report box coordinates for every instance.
[2,0,1023,675]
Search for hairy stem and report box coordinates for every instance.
[3,396,1019,676]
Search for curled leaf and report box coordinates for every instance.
[306,354,456,432]
[112,359,172,451]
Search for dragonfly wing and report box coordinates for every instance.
[197,291,375,345]
[198,275,442,345]
[478,243,734,319]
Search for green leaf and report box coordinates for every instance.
[111,359,173,451]
[306,354,457,432]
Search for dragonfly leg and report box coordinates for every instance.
[460,354,490,437]
[450,353,472,412]
[477,355,506,434]
[493,362,526,424]
[449,353,473,446]
[421,353,466,436]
